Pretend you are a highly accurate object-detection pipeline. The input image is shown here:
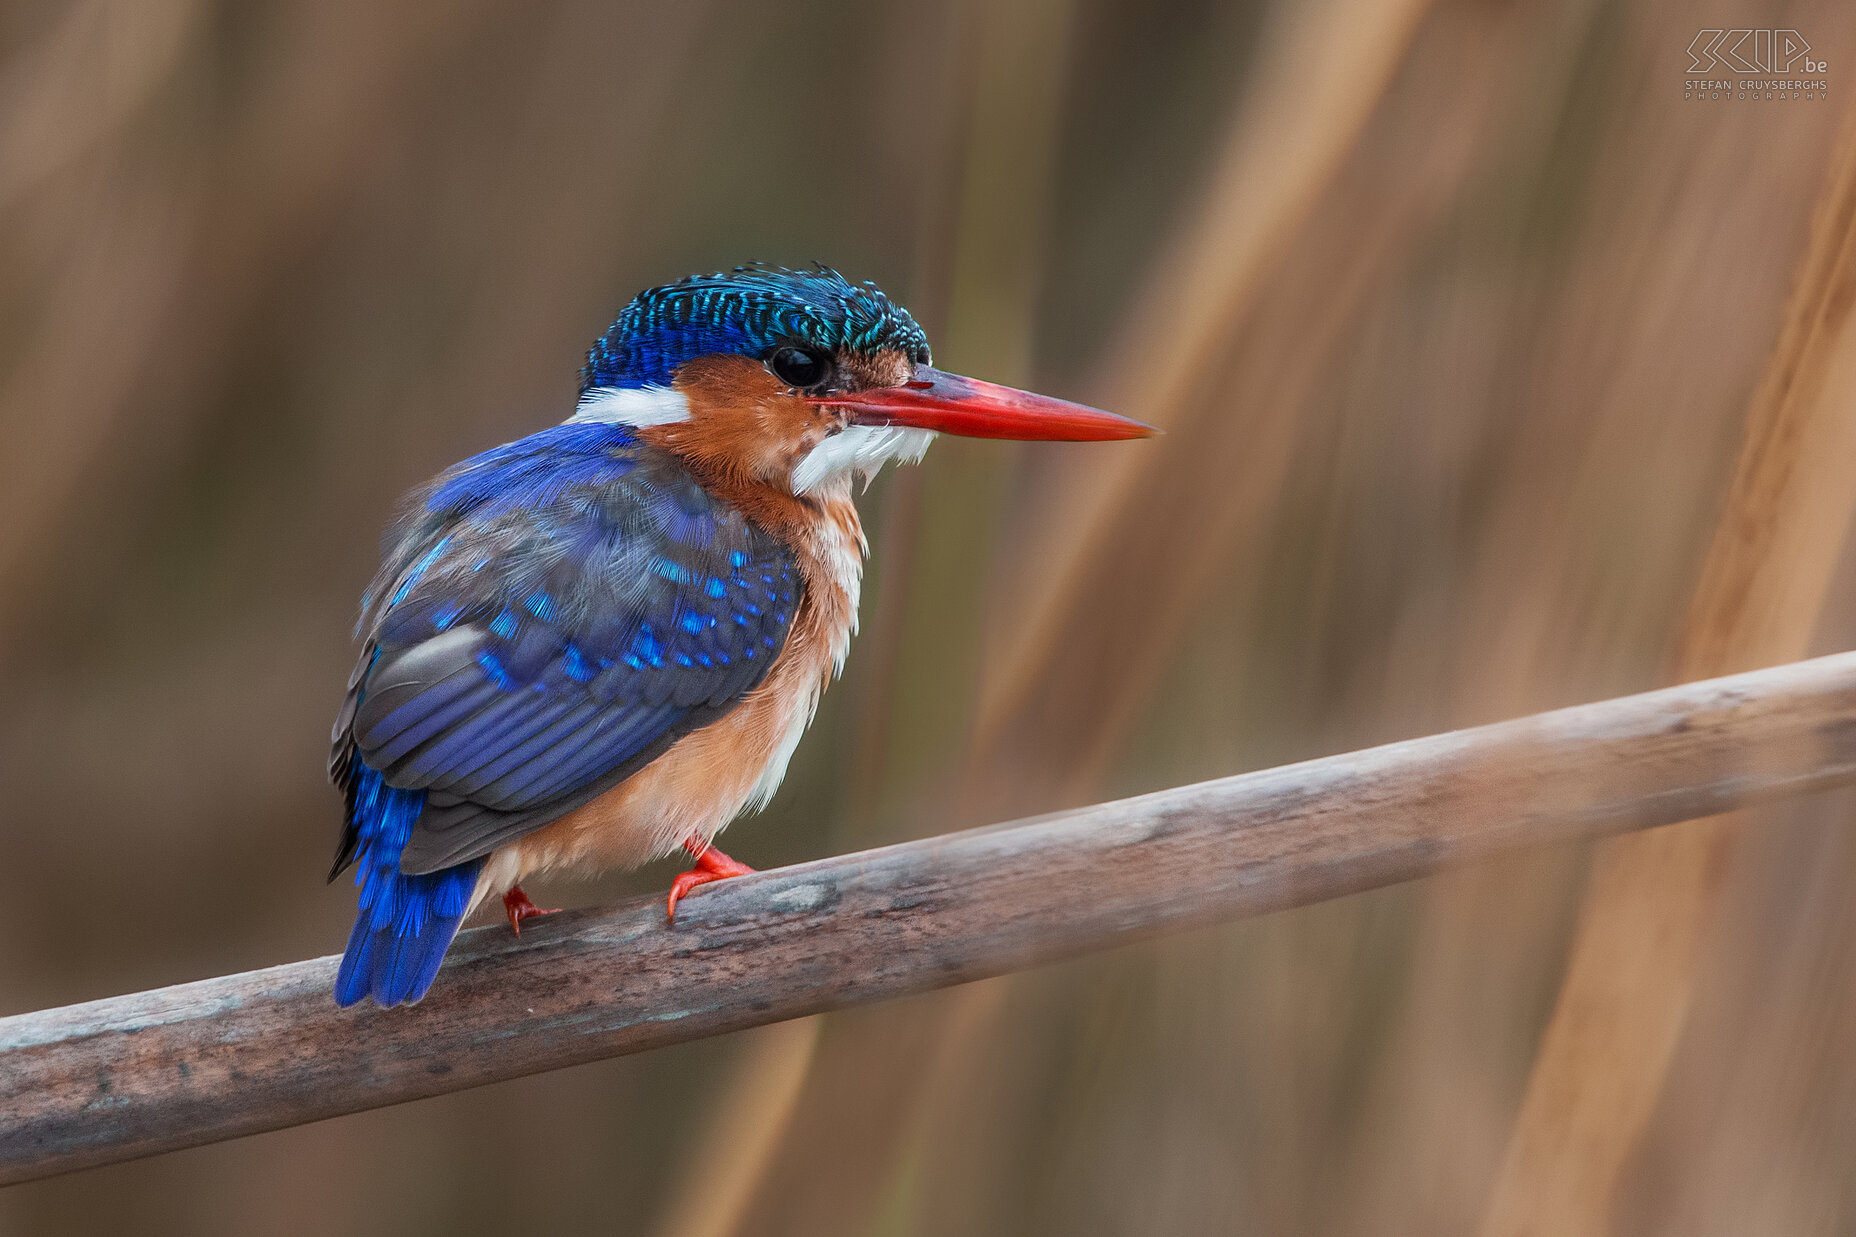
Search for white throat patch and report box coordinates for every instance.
[790,425,936,495]
[569,384,691,427]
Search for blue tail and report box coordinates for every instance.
[334,762,484,1007]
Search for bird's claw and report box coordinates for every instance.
[502,884,560,935]
[666,841,757,922]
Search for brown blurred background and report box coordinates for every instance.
[5,0,1856,1233]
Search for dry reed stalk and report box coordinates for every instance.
[808,2,1443,1226]
[818,4,1609,1230]
[970,0,1435,759]
[811,4,1593,1228]
[9,651,1856,1186]
[1479,98,1856,1237]
[0,0,200,209]
[0,6,494,623]
[1331,3,1856,1227]
[968,0,1574,818]
[648,1018,822,1237]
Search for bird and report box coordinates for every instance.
[329,263,1151,1007]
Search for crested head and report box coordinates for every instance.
[581,264,931,393]
[570,264,1151,506]
[574,264,939,501]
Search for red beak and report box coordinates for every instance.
[807,366,1154,441]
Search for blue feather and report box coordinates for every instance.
[330,431,798,999]
[334,759,483,1008]
[424,422,642,519]
[582,264,930,391]
[333,268,881,1003]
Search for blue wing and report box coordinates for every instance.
[330,422,799,879]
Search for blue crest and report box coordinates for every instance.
[581,263,932,392]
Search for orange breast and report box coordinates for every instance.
[476,488,863,899]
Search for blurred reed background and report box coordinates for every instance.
[3,0,1856,1233]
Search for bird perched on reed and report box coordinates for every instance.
[329,263,1151,1007]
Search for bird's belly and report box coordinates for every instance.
[477,633,830,899]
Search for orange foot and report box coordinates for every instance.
[667,839,757,922]
[502,884,560,935]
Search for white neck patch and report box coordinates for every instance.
[790,426,936,495]
[569,384,691,427]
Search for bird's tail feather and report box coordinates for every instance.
[334,761,484,1007]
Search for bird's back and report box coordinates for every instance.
[330,421,801,1004]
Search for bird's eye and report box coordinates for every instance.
[768,345,831,390]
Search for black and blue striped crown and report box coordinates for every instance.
[582,263,932,392]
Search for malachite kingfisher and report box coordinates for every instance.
[329,263,1151,1007]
